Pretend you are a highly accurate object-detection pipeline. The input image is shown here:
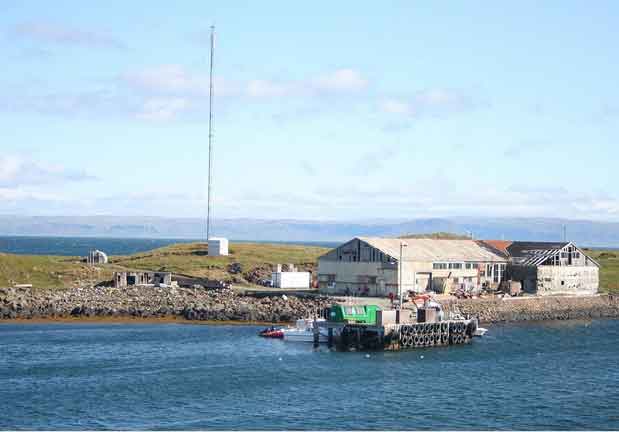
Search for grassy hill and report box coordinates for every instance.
[110,242,329,281]
[0,253,118,290]
[0,242,330,290]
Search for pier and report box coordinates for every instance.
[313,317,477,351]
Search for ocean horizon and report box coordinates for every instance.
[0,235,616,257]
[0,235,339,256]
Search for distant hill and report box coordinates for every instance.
[1,215,619,247]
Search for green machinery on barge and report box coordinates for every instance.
[319,303,479,351]
[327,304,380,325]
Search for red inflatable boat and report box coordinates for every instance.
[259,327,284,339]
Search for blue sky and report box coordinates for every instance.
[1,1,618,221]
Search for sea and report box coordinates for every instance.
[0,235,339,256]
[1,320,618,430]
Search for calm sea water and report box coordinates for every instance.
[1,320,618,430]
[0,236,338,256]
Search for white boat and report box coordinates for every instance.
[282,318,332,343]
[474,327,488,337]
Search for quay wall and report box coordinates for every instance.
[442,295,619,323]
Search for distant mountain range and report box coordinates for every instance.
[1,215,619,247]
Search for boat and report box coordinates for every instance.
[473,327,488,337]
[282,318,332,343]
[258,327,284,339]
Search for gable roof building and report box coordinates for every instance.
[318,237,599,298]
[318,237,507,297]
[477,240,599,295]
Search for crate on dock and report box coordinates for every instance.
[417,307,438,323]
[396,309,413,324]
[376,309,397,326]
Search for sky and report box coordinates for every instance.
[1,1,618,221]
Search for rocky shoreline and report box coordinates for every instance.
[1,285,619,324]
[444,294,619,323]
[0,285,331,323]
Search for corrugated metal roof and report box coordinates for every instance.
[507,241,569,258]
[356,237,506,262]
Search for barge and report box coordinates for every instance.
[313,303,479,351]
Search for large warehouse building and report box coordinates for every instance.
[318,237,507,297]
[318,237,600,298]
[481,240,599,296]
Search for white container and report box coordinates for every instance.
[208,237,229,256]
[271,271,310,289]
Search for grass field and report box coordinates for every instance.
[1,243,617,294]
[0,242,329,290]
[0,253,118,291]
[583,249,619,294]
[110,242,329,281]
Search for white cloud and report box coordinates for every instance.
[380,99,413,115]
[0,155,96,187]
[312,69,368,92]
[379,88,476,118]
[121,65,369,100]
[12,22,124,49]
[122,64,210,95]
[246,79,293,98]
[135,97,191,121]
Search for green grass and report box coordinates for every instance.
[0,242,329,290]
[0,253,117,292]
[582,249,619,294]
[110,242,329,281]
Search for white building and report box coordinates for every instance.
[86,249,108,265]
[208,237,229,256]
[271,271,311,289]
[318,237,507,297]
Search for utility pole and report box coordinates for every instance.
[399,241,408,308]
[206,25,215,243]
[563,224,567,242]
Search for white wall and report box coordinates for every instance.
[537,266,599,295]
[272,271,310,289]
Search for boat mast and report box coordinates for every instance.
[206,25,215,242]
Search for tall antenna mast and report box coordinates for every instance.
[206,25,215,242]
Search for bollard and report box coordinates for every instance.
[313,319,319,348]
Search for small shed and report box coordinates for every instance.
[208,237,229,256]
[271,271,310,289]
[86,250,108,265]
[113,271,172,288]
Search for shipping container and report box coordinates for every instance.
[271,271,310,288]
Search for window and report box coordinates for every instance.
[465,263,478,269]
[449,263,462,269]
[433,263,447,270]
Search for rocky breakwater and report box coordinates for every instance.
[443,294,619,323]
[0,285,331,323]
